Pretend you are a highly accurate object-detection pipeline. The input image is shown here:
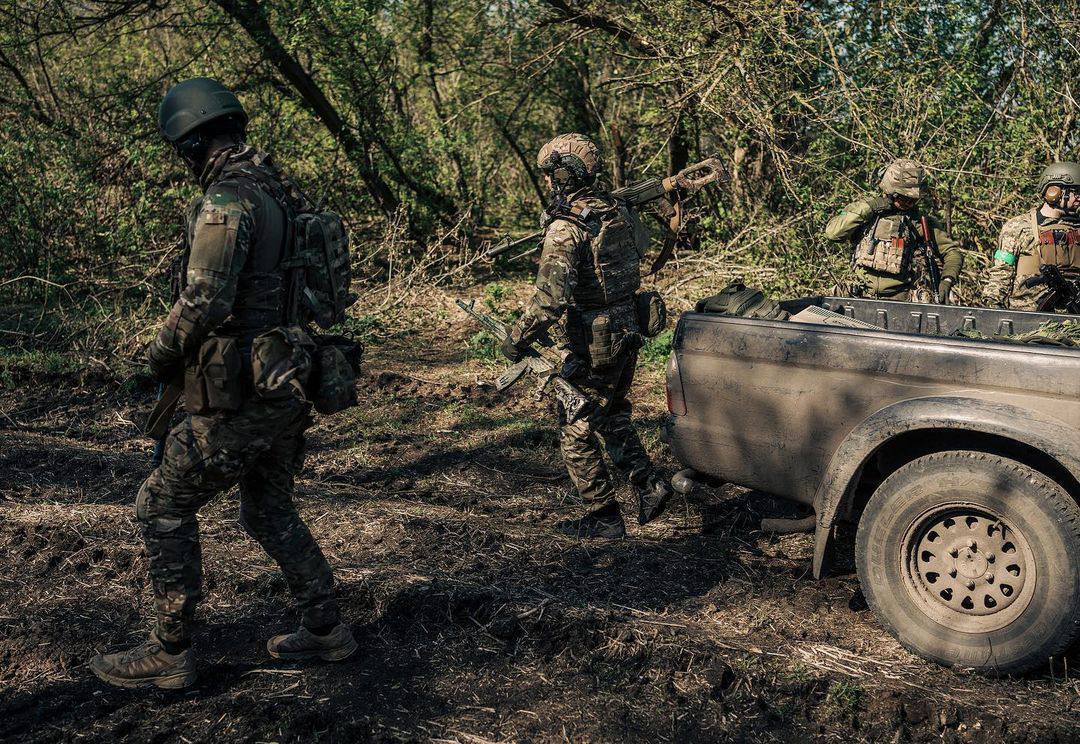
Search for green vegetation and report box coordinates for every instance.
[640,330,674,367]
[823,680,865,723]
[3,1,1077,318]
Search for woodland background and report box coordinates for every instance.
[1,0,1079,358]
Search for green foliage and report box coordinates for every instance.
[639,330,674,367]
[330,314,414,346]
[465,330,501,364]
[0,349,81,379]
[1,0,1078,321]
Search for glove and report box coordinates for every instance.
[938,277,954,304]
[500,336,525,363]
[867,195,893,215]
[146,340,182,383]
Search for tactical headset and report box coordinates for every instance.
[539,151,594,190]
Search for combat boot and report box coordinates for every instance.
[554,501,626,539]
[89,633,196,690]
[637,477,674,525]
[267,623,358,661]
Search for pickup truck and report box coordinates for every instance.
[662,296,1080,674]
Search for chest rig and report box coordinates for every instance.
[853,212,925,277]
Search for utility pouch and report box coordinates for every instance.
[635,291,667,338]
[185,336,243,414]
[582,302,640,370]
[251,326,315,401]
[309,335,362,415]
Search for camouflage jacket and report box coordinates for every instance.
[147,146,301,374]
[980,209,1080,311]
[510,189,647,349]
[824,197,961,298]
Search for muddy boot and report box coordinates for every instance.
[637,477,674,526]
[267,623,358,661]
[554,502,626,539]
[89,633,196,690]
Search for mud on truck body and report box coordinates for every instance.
[662,296,1080,674]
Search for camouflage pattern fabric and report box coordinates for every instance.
[139,145,339,643]
[137,396,337,643]
[559,350,653,506]
[981,210,1080,311]
[824,197,961,299]
[510,186,658,508]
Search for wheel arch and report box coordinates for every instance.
[812,397,1080,578]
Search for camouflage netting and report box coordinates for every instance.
[952,320,1080,346]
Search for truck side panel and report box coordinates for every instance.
[666,313,1080,505]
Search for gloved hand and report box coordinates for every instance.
[938,277,954,304]
[500,336,525,363]
[867,195,893,215]
[146,341,182,383]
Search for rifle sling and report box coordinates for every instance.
[146,382,183,440]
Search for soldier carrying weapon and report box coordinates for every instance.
[477,134,724,538]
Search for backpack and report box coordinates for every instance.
[220,151,356,330]
[286,212,356,329]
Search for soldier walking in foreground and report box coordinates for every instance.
[825,159,962,302]
[501,133,673,539]
[90,78,356,689]
[981,162,1080,312]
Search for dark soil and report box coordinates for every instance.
[3,291,1080,743]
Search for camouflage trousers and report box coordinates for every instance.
[557,350,656,507]
[136,394,338,643]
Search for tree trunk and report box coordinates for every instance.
[212,0,401,217]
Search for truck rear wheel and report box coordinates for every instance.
[855,450,1080,674]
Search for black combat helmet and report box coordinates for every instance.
[158,77,247,143]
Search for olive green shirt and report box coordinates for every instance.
[825,198,961,298]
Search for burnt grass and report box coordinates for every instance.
[3,290,1080,743]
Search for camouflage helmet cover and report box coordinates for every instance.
[878,158,926,199]
[158,77,248,143]
[1037,162,1080,197]
[537,133,602,182]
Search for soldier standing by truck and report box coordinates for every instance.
[89,78,357,690]
[825,159,962,303]
[981,162,1080,312]
[500,133,673,539]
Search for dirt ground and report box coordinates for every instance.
[3,285,1080,743]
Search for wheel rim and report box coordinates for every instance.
[901,502,1036,633]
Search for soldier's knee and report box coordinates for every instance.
[135,478,185,534]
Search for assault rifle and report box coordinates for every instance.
[456,299,589,422]
[919,216,944,304]
[145,254,185,467]
[1022,264,1080,314]
[486,156,729,274]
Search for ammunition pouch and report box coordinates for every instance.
[251,326,315,402]
[184,336,244,414]
[568,300,642,370]
[309,334,363,415]
[634,291,668,338]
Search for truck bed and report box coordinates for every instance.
[663,298,1080,506]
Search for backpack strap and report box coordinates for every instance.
[216,158,307,325]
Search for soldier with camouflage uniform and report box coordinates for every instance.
[981,162,1080,311]
[825,159,962,302]
[89,79,355,690]
[501,133,673,539]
